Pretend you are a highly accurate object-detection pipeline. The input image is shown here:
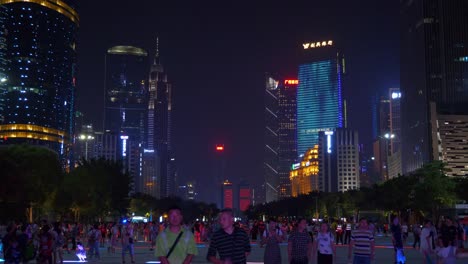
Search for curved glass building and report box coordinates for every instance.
[0,0,78,164]
[104,45,148,142]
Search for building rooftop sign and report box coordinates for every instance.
[303,40,333,49]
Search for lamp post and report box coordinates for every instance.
[79,134,94,160]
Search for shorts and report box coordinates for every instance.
[122,244,134,256]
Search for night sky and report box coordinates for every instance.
[76,1,399,202]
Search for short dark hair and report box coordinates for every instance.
[167,205,182,214]
[359,217,367,223]
[220,208,234,217]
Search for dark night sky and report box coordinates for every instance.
[76,1,399,202]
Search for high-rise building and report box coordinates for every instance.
[0,5,8,123]
[318,129,360,192]
[104,45,148,191]
[278,79,297,198]
[104,46,148,142]
[221,180,234,209]
[93,131,120,162]
[290,145,319,197]
[144,40,174,198]
[264,74,297,202]
[264,75,279,202]
[401,0,468,174]
[0,0,78,166]
[238,183,252,212]
[297,40,344,156]
[388,88,402,179]
[431,105,468,176]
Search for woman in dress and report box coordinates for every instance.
[261,219,285,264]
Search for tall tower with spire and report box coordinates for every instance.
[142,38,175,198]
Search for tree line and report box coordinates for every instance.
[0,145,217,223]
[245,161,468,223]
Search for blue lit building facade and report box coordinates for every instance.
[0,0,78,166]
[297,40,344,156]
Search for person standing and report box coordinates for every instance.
[344,222,352,244]
[391,216,405,263]
[207,208,251,264]
[335,222,344,245]
[413,224,421,249]
[121,222,135,264]
[87,224,100,260]
[348,217,375,264]
[420,220,434,264]
[260,219,284,264]
[155,206,198,264]
[288,218,312,264]
[312,222,335,264]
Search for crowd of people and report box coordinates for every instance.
[1,212,468,264]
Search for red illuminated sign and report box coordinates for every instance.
[284,80,299,85]
[216,144,224,151]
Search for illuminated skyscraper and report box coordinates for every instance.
[401,0,468,173]
[290,145,319,197]
[0,0,78,166]
[318,129,359,192]
[104,46,148,191]
[264,74,297,202]
[297,40,344,156]
[142,39,174,198]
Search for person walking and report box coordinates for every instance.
[391,216,405,263]
[260,219,284,264]
[413,224,422,249]
[87,224,100,260]
[348,217,375,264]
[207,208,251,264]
[312,222,336,264]
[288,218,312,264]
[420,220,434,264]
[155,206,198,264]
[121,222,135,264]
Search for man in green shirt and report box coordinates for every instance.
[156,206,198,264]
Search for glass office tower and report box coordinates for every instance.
[0,0,79,166]
[297,40,344,156]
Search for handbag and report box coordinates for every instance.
[166,232,184,259]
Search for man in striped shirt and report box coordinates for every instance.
[348,217,375,264]
[207,208,251,264]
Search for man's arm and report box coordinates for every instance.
[307,240,313,261]
[287,240,293,263]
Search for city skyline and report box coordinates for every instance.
[75,1,399,202]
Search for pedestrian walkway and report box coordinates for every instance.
[22,235,463,263]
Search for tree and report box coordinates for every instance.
[0,145,63,222]
[412,161,457,222]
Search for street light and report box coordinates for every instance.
[384,133,395,139]
[78,134,94,160]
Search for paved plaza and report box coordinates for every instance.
[13,235,462,264]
